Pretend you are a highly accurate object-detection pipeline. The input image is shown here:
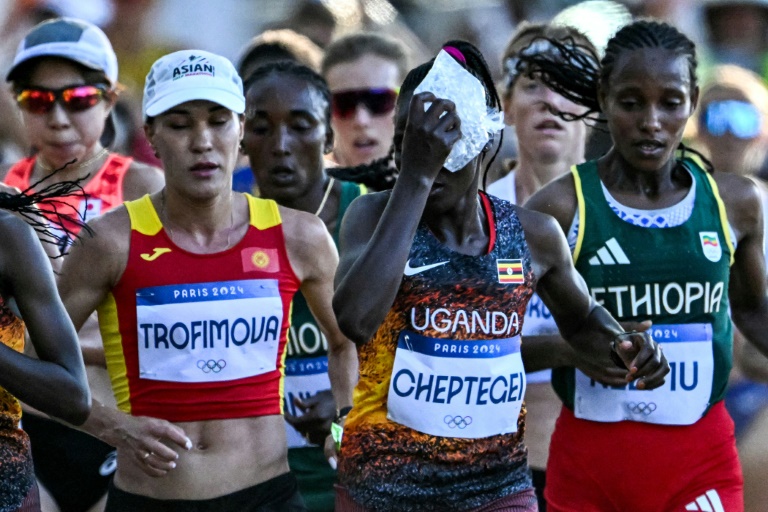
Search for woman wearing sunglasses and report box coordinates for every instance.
[695,64,768,182]
[3,17,164,254]
[321,33,409,189]
[2,17,163,512]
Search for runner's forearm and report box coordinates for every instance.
[521,334,575,372]
[328,334,357,410]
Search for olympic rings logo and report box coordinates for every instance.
[625,401,657,415]
[444,415,473,429]
[197,359,227,373]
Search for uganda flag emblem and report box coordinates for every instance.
[241,247,280,273]
[497,259,524,284]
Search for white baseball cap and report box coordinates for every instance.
[142,50,245,119]
[7,17,118,84]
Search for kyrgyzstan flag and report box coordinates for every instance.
[241,247,280,273]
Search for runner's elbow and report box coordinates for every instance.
[333,297,375,345]
[57,385,92,426]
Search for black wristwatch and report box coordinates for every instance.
[334,406,353,423]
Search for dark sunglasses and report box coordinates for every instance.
[700,100,762,139]
[331,88,399,119]
[16,84,109,114]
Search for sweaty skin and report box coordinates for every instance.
[57,104,352,500]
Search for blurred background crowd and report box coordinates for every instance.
[2,0,768,171]
[0,0,766,173]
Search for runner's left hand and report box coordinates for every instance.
[612,321,669,390]
[284,389,336,445]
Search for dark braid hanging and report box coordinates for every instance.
[508,36,602,122]
[328,146,397,191]
[4,160,92,254]
[513,19,715,172]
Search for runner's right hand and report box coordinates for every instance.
[398,92,461,184]
[105,413,192,477]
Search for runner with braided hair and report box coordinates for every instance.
[0,174,90,511]
[520,19,768,511]
[241,60,360,512]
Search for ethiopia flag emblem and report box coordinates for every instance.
[699,232,722,263]
[497,259,524,284]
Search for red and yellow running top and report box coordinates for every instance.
[97,194,300,422]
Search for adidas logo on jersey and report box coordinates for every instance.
[685,489,724,512]
[589,238,630,266]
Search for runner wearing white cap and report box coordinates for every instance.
[57,49,353,511]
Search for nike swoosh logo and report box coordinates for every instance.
[140,248,172,261]
[403,259,449,276]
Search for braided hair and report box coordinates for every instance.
[243,61,332,134]
[513,19,712,170]
[328,145,397,191]
[501,21,596,97]
[396,40,504,190]
[4,162,91,254]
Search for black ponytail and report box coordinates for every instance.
[328,146,397,191]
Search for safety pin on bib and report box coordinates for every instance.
[404,334,413,352]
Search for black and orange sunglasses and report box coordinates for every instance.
[16,84,110,114]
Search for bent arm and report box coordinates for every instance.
[285,212,357,410]
[332,186,429,344]
[521,334,576,373]
[0,214,89,424]
[56,211,129,432]
[57,207,190,474]
[518,208,668,388]
[333,92,461,344]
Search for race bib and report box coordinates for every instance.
[387,330,526,439]
[574,323,714,425]
[283,355,331,448]
[136,279,283,383]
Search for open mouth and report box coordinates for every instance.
[534,119,564,131]
[353,138,378,150]
[635,139,665,156]
[190,161,219,172]
[269,165,296,185]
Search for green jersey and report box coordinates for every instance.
[553,158,734,426]
[284,180,365,511]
